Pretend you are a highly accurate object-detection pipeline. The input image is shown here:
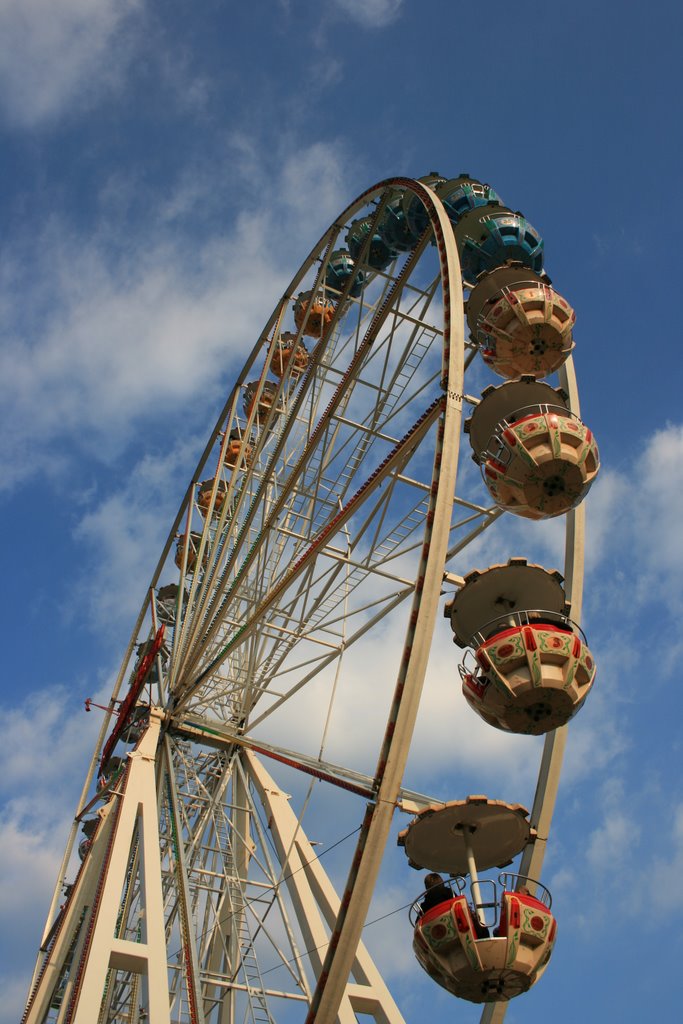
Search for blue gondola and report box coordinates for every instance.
[346,216,397,271]
[456,206,544,283]
[378,196,421,253]
[324,249,366,297]
[438,176,502,226]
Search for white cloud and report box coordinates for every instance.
[280,141,351,221]
[0,0,142,126]
[334,0,404,28]
[650,803,683,910]
[563,700,627,780]
[71,440,201,629]
[363,880,417,978]
[548,775,683,940]
[409,625,541,796]
[0,687,98,795]
[583,467,629,567]
[0,976,34,1024]
[586,808,635,870]
[0,139,351,492]
[0,822,63,1022]
[631,423,683,575]
[560,625,633,786]
[0,221,273,484]
[584,424,683,591]
[0,813,66,918]
[0,684,105,1022]
[547,864,576,894]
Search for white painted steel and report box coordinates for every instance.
[248,752,405,1024]
[24,712,171,1024]
[464,830,487,930]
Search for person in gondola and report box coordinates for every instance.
[419,872,453,916]
[471,912,490,939]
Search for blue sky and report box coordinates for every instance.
[1,1,682,1021]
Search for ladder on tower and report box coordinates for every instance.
[214,814,273,1024]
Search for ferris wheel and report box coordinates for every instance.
[23,173,599,1024]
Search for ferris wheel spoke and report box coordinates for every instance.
[183,579,409,727]
[242,590,412,733]
[170,394,443,713]
[171,377,326,679]
[184,504,417,713]
[184,470,438,724]
[208,233,430,579]
[443,504,505,567]
[174,297,442,695]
